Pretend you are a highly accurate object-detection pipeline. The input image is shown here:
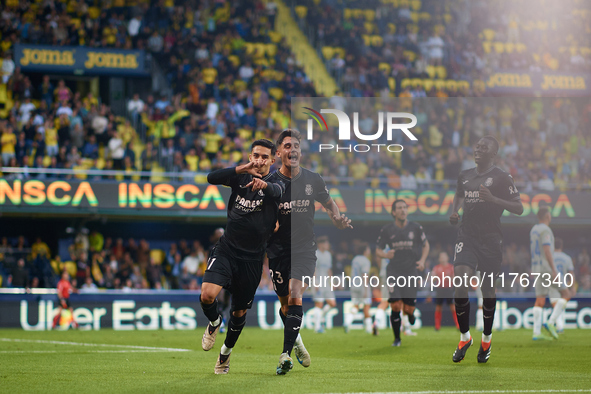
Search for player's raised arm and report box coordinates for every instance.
[207,162,262,185]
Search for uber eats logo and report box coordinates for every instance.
[303,107,417,153]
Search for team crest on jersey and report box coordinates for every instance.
[485,177,493,187]
[305,184,313,195]
[258,190,264,196]
[408,232,414,240]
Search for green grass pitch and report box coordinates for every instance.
[0,327,590,393]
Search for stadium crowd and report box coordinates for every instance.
[297,0,591,96]
[0,0,590,190]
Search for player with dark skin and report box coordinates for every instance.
[450,136,523,363]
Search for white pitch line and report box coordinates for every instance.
[0,338,191,352]
[322,390,591,394]
[0,349,185,354]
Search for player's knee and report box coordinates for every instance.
[280,304,289,315]
[231,309,247,318]
[200,289,217,304]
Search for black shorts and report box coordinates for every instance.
[59,298,71,308]
[435,287,454,305]
[453,234,503,277]
[203,245,262,311]
[268,250,317,295]
[268,255,290,297]
[386,270,418,306]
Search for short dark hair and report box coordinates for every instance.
[482,135,499,155]
[391,199,407,214]
[251,139,277,156]
[555,238,563,250]
[276,128,302,147]
[537,206,550,221]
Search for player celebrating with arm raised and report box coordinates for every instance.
[267,129,352,375]
[450,136,523,363]
[200,139,284,375]
[376,199,430,347]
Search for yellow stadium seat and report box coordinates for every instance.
[150,166,166,183]
[410,12,419,23]
[379,62,391,75]
[482,42,492,53]
[388,77,396,91]
[352,9,364,19]
[435,66,447,79]
[411,0,422,10]
[150,249,165,265]
[505,42,515,53]
[96,158,105,170]
[444,14,452,24]
[343,8,352,19]
[228,55,240,67]
[268,87,284,101]
[364,10,375,21]
[65,262,77,277]
[295,6,307,19]
[420,12,431,21]
[401,78,411,89]
[422,79,434,91]
[494,42,505,53]
[234,79,247,92]
[313,0,321,4]
[388,23,396,34]
[403,50,416,62]
[268,31,282,43]
[371,35,383,47]
[516,43,527,53]
[426,65,436,78]
[254,43,266,57]
[434,80,446,90]
[254,58,269,66]
[322,46,335,60]
[42,156,52,167]
[244,42,255,55]
[364,22,375,34]
[265,43,277,57]
[361,35,371,46]
[333,47,346,59]
[400,0,410,7]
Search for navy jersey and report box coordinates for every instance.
[377,221,426,274]
[456,166,520,239]
[267,167,331,258]
[208,167,284,259]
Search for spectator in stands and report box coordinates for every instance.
[1,52,14,84]
[1,125,16,166]
[9,258,29,288]
[108,131,125,170]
